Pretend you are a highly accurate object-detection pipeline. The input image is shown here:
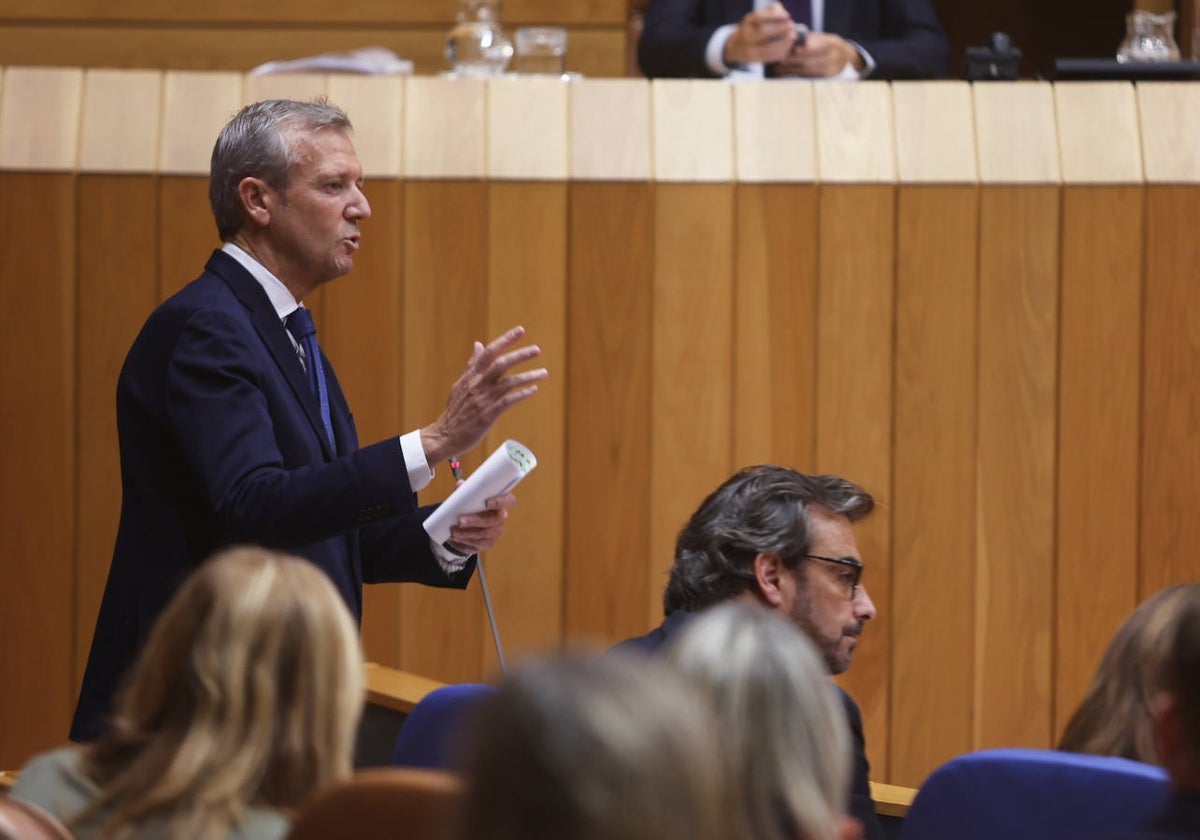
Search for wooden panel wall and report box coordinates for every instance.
[2,73,1200,795]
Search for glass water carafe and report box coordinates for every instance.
[1117,10,1181,63]
[445,0,514,77]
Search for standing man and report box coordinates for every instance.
[638,0,948,81]
[71,99,547,741]
[615,465,884,840]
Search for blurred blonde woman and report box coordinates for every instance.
[1059,583,1200,764]
[13,546,364,840]
[668,602,859,840]
[457,652,732,840]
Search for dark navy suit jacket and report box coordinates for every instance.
[1105,790,1200,840]
[638,0,949,80]
[613,610,885,840]
[71,250,473,742]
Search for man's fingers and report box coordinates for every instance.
[473,325,526,370]
[480,344,543,381]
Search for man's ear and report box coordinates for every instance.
[237,176,274,228]
[752,551,786,608]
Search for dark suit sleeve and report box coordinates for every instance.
[839,688,885,840]
[638,0,728,78]
[853,0,949,80]
[166,307,417,547]
[358,504,476,588]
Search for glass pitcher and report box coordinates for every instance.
[1116,10,1181,63]
[445,0,514,77]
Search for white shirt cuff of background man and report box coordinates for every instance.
[703,21,876,79]
[399,430,470,573]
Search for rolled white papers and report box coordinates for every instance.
[422,439,538,545]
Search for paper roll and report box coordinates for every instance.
[422,439,538,545]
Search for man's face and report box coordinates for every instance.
[782,506,877,674]
[267,128,371,295]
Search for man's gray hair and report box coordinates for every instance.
[209,98,352,240]
[662,465,874,615]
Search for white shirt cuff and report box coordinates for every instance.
[845,41,875,79]
[706,24,740,76]
[429,537,471,574]
[399,429,434,492]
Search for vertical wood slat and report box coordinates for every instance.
[650,184,735,625]
[1141,186,1200,595]
[651,81,733,182]
[734,81,816,183]
[483,182,567,670]
[159,71,242,175]
[816,184,895,780]
[404,77,485,179]
[79,69,162,173]
[320,180,405,668]
[0,66,82,170]
[733,184,818,469]
[891,186,979,787]
[564,183,655,642]
[241,72,328,104]
[569,80,651,181]
[399,181,488,682]
[486,78,568,180]
[815,83,895,183]
[0,174,77,769]
[327,75,404,179]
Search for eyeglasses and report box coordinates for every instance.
[804,554,864,600]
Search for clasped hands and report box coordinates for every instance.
[722,1,864,77]
[421,325,548,554]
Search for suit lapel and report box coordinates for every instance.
[205,251,335,461]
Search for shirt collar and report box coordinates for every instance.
[221,242,302,322]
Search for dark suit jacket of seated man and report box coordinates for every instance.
[639,0,949,81]
[71,98,547,743]
[613,465,885,840]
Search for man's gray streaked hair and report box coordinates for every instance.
[209,98,353,240]
[662,465,874,615]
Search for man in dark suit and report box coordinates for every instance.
[1108,594,1200,839]
[638,0,948,80]
[71,99,547,742]
[613,465,884,840]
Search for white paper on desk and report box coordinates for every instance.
[423,440,538,545]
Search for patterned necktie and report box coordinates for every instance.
[285,307,336,453]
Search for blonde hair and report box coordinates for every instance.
[667,603,851,840]
[457,653,730,840]
[1059,583,1200,764]
[79,546,364,839]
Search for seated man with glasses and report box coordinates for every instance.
[614,465,883,840]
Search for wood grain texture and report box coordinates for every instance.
[0,0,627,26]
[157,177,221,299]
[0,66,81,170]
[0,25,626,79]
[564,182,654,642]
[814,83,895,183]
[652,80,734,182]
[733,184,818,469]
[74,176,160,693]
[650,184,735,625]
[1054,83,1142,184]
[734,81,816,183]
[399,181,488,682]
[1138,84,1200,183]
[320,180,405,668]
[78,69,162,173]
[975,186,1058,750]
[891,185,978,787]
[1141,186,1200,594]
[242,72,328,104]
[404,77,485,179]
[482,182,566,668]
[570,79,651,181]
[0,174,76,769]
[1055,186,1142,740]
[816,184,895,780]
[974,83,1060,184]
[327,75,404,179]
[891,82,976,184]
[160,71,243,175]
[486,78,568,180]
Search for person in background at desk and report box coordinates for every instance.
[638,0,949,81]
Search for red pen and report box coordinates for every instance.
[449,457,463,481]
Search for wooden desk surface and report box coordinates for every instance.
[363,661,447,714]
[870,781,917,818]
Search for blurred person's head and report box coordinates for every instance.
[668,603,858,840]
[1152,588,1200,789]
[457,653,730,840]
[81,546,364,839]
[664,465,877,674]
[1058,583,1200,764]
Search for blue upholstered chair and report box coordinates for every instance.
[900,748,1169,840]
[391,683,496,770]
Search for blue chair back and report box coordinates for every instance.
[900,748,1169,840]
[391,683,496,770]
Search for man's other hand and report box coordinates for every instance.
[723,2,799,65]
[421,325,548,465]
[446,492,517,554]
[774,32,865,77]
